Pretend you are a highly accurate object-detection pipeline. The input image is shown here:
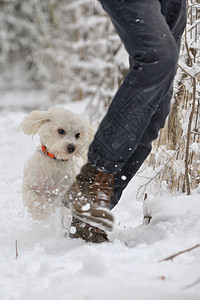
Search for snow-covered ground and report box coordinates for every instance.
[0,92,200,300]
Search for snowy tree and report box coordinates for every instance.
[0,0,128,105]
[0,0,69,100]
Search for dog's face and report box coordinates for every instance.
[20,107,94,161]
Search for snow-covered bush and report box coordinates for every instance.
[0,0,57,89]
[0,0,128,105]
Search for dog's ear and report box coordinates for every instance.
[20,110,50,135]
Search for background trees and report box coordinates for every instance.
[0,0,127,107]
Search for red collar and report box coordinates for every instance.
[41,144,56,159]
[40,145,68,161]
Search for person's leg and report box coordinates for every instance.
[88,0,185,176]
[111,86,173,208]
[86,0,186,207]
[109,0,187,207]
[160,0,187,44]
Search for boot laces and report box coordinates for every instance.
[89,171,114,204]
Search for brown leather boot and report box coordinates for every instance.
[69,217,109,243]
[64,162,114,232]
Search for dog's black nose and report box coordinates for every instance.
[67,144,75,153]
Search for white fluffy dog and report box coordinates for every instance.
[20,107,94,222]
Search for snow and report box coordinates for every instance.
[0,92,200,300]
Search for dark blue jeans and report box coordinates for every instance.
[88,0,187,208]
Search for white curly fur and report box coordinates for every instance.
[20,107,94,221]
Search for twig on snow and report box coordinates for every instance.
[181,277,200,290]
[160,243,200,262]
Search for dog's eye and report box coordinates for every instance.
[75,133,80,139]
[58,129,65,135]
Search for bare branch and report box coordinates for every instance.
[160,243,200,262]
[178,64,195,80]
[184,78,197,195]
[136,146,180,200]
[182,277,200,290]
